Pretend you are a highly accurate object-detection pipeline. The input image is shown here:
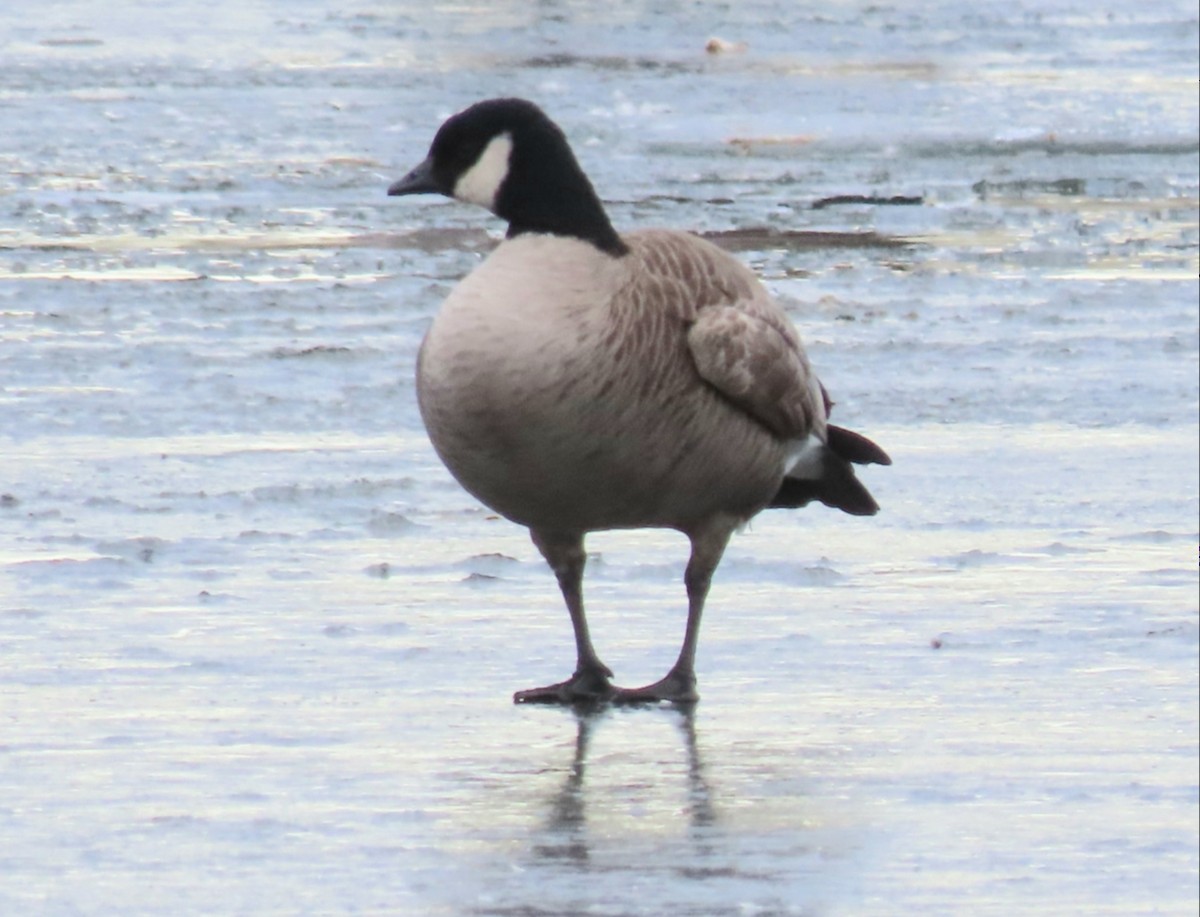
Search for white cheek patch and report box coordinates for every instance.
[453,132,513,210]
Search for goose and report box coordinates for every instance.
[388,97,889,705]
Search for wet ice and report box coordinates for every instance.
[2,1,1198,915]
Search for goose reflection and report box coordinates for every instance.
[532,705,715,865]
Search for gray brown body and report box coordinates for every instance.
[417,229,821,537]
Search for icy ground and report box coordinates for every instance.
[1,1,1198,915]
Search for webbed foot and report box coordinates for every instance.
[514,663,615,706]
[611,665,698,706]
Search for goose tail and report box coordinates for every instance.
[769,426,890,516]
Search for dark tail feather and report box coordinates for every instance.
[827,424,891,466]
[769,459,880,516]
[769,425,889,516]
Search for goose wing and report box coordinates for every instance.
[686,304,821,440]
[622,229,823,441]
[623,229,889,517]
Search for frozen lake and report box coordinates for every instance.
[2,1,1197,914]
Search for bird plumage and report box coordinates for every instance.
[389,98,889,704]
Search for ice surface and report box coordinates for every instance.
[1,2,1197,915]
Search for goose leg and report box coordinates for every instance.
[515,530,615,704]
[612,517,736,706]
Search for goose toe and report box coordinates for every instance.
[513,663,615,706]
[610,666,699,706]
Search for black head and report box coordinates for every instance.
[388,98,627,257]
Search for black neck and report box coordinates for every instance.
[495,128,628,257]
[504,209,628,257]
